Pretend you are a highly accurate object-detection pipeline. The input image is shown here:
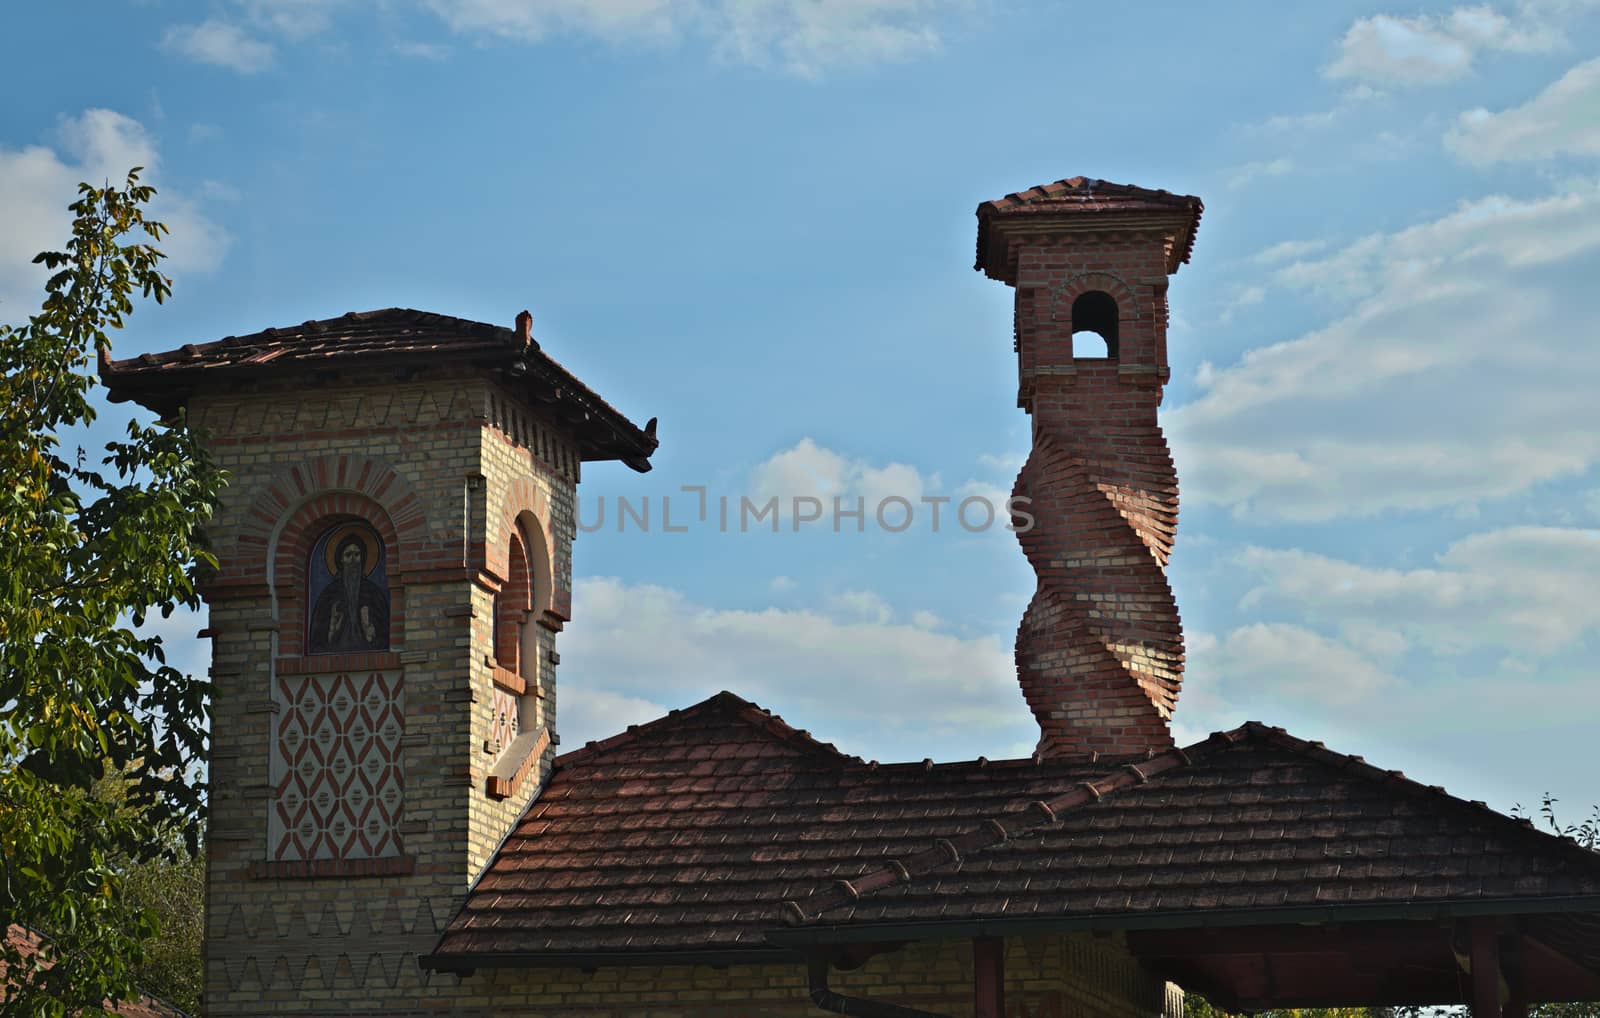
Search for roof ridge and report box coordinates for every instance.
[1239,721,1600,871]
[554,691,862,769]
[978,176,1202,213]
[101,307,515,372]
[779,724,1253,925]
[786,720,1600,928]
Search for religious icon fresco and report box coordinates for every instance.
[306,521,391,653]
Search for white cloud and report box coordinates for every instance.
[1219,285,1265,324]
[706,0,945,77]
[1251,238,1331,266]
[1326,4,1560,87]
[242,0,343,38]
[768,574,797,593]
[0,110,230,318]
[558,688,671,750]
[1171,181,1600,520]
[976,451,1024,475]
[424,0,681,42]
[161,0,959,76]
[421,0,958,74]
[750,437,936,521]
[1448,56,1600,162]
[1227,157,1293,189]
[161,20,276,73]
[1188,623,1400,712]
[559,577,1034,761]
[747,438,1023,535]
[1238,528,1600,655]
[826,589,894,624]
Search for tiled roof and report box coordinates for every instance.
[3,925,188,1018]
[792,722,1600,932]
[426,695,1600,967]
[975,176,1203,280]
[429,692,1110,962]
[99,308,658,471]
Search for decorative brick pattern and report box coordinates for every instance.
[269,670,405,861]
[488,686,518,755]
[980,179,1202,759]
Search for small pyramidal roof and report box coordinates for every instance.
[99,307,658,471]
[975,176,1204,282]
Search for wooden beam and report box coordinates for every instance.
[1471,918,1503,1018]
[1128,923,1446,958]
[1503,932,1529,1018]
[973,937,1005,1018]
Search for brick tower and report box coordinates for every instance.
[102,309,656,1012]
[976,178,1203,759]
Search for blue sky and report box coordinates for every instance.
[6,0,1600,820]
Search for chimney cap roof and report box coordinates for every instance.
[976,176,1203,283]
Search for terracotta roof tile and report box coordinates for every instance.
[426,701,1600,968]
[975,176,1203,281]
[99,308,657,471]
[3,926,188,1018]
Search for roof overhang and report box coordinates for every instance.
[976,209,1200,285]
[419,946,798,974]
[99,317,659,472]
[763,894,1600,948]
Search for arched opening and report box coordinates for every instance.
[496,513,553,733]
[1070,290,1120,360]
[494,532,533,675]
[484,515,557,801]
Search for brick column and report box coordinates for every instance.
[976,177,1202,759]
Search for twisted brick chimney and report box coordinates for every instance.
[977,177,1203,759]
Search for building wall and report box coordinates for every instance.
[193,372,575,1014]
[191,372,1181,1018]
[196,931,1179,1016]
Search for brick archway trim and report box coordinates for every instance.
[220,455,430,593]
[1045,271,1142,326]
[496,478,565,622]
[272,492,407,659]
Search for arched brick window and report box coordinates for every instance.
[495,532,533,676]
[1071,290,1120,359]
[485,514,554,801]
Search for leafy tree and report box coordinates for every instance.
[82,767,204,1015]
[0,171,223,1016]
[118,843,203,1015]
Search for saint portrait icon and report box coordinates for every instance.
[306,522,391,653]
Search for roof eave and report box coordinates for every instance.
[975,207,1200,284]
[418,945,799,972]
[100,347,659,472]
[764,894,1600,949]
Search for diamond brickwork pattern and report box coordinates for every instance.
[490,686,518,755]
[269,670,404,861]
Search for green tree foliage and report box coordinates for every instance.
[1183,996,1394,1017]
[0,172,224,1016]
[118,840,203,1014]
[84,768,204,1015]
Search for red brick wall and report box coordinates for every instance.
[1007,230,1185,758]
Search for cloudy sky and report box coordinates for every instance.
[6,0,1600,820]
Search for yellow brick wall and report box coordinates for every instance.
[195,371,577,1014]
[457,933,1180,1017]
